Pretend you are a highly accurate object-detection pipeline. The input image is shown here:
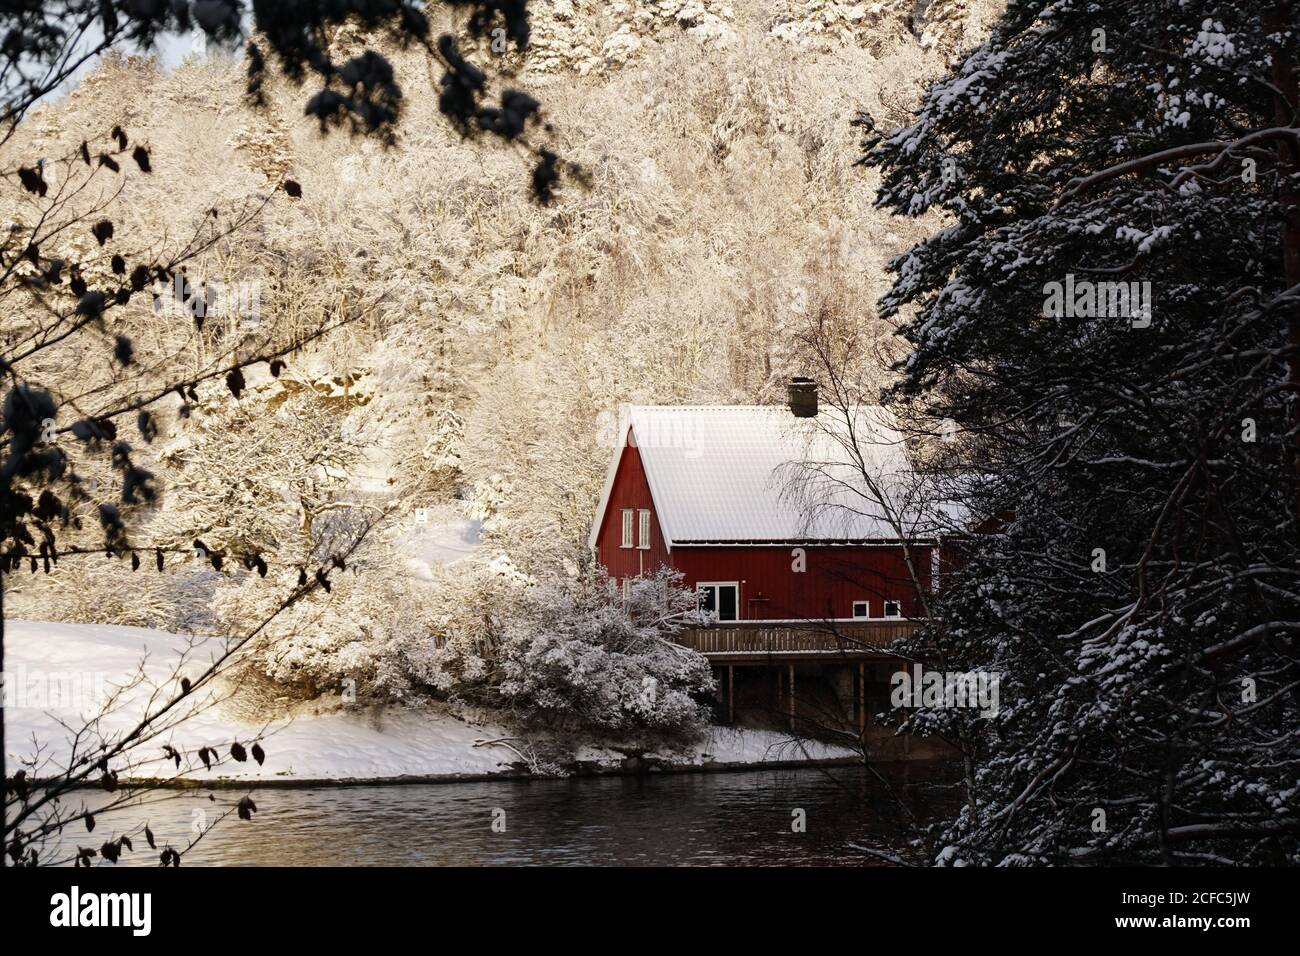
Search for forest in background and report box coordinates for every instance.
[3,1,998,704]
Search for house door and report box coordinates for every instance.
[698,583,739,622]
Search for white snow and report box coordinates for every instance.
[3,620,516,782]
[572,728,856,769]
[4,620,853,783]
[396,508,484,581]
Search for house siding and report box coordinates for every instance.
[592,438,671,580]
[594,440,942,621]
[668,544,932,620]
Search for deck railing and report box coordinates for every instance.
[676,620,919,656]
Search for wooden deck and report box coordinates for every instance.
[675,620,918,662]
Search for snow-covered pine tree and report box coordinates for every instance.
[864,1,1300,864]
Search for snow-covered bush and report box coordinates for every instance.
[5,558,219,634]
[373,550,535,697]
[495,568,715,737]
[219,542,714,743]
[385,561,715,740]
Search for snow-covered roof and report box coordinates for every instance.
[589,404,961,548]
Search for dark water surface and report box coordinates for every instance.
[70,764,956,866]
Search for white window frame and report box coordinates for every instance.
[851,600,870,620]
[622,578,633,601]
[697,581,740,623]
[883,600,902,619]
[620,509,633,549]
[637,509,651,550]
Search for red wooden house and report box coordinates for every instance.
[588,383,967,743]
[588,386,956,627]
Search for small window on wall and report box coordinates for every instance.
[852,601,870,620]
[883,600,902,618]
[637,509,651,550]
[622,578,633,601]
[621,510,633,548]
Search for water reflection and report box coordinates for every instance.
[62,764,954,866]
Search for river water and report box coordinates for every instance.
[65,764,955,866]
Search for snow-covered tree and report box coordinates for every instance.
[865,1,1300,864]
[0,0,575,867]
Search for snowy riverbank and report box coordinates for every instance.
[2,620,856,785]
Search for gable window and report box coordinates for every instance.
[620,509,633,548]
[852,601,870,620]
[883,600,902,618]
[637,509,651,550]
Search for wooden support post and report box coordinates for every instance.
[857,662,865,734]
[788,664,796,731]
[727,665,734,725]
